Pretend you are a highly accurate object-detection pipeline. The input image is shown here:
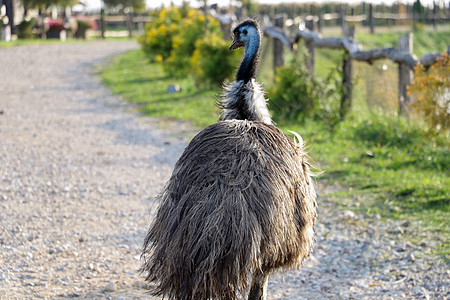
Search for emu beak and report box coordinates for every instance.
[229,38,244,51]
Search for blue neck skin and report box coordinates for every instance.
[236,33,260,84]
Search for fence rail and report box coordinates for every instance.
[314,12,450,22]
[90,15,152,23]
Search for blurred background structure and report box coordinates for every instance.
[1,0,450,40]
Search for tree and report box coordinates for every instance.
[413,0,425,15]
[21,0,77,11]
[241,0,258,16]
[412,0,425,31]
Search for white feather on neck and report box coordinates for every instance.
[220,79,272,125]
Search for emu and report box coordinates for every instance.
[142,19,317,300]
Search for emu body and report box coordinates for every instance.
[142,19,317,300]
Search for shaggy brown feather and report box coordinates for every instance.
[142,120,316,299]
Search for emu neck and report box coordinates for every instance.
[220,32,272,124]
[236,37,260,83]
[220,80,272,125]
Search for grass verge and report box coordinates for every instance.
[0,35,136,48]
[101,49,218,128]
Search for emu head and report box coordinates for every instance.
[229,19,261,52]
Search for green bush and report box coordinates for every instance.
[139,4,237,84]
[268,61,319,121]
[315,68,344,131]
[191,32,240,87]
[267,57,344,130]
[74,19,92,39]
[163,9,221,77]
[139,6,182,62]
[76,19,92,31]
[268,55,328,121]
[18,19,35,39]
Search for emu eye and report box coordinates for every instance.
[243,29,248,35]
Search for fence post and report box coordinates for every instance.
[100,8,106,39]
[398,33,414,115]
[1,24,10,41]
[127,13,133,38]
[369,4,374,33]
[305,17,315,73]
[413,9,418,31]
[340,6,346,34]
[5,0,14,35]
[317,13,322,32]
[273,14,285,72]
[433,1,437,30]
[340,25,355,119]
[1,2,10,41]
[137,20,144,35]
[1,0,13,41]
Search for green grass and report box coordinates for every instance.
[0,35,137,48]
[101,50,219,128]
[286,114,449,218]
[100,30,449,258]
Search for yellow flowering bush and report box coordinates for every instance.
[164,9,221,77]
[191,33,241,87]
[140,4,237,86]
[139,6,182,61]
[408,53,449,132]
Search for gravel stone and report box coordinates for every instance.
[0,41,448,299]
[103,281,116,292]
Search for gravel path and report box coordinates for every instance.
[0,41,448,299]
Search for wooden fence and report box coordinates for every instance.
[92,14,152,38]
[307,3,450,34]
[262,15,449,117]
[257,1,450,33]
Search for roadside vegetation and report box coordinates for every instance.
[100,6,449,257]
[0,38,67,47]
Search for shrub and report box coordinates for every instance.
[407,53,449,133]
[163,9,220,77]
[316,67,344,131]
[139,6,182,61]
[77,19,92,31]
[268,61,319,121]
[18,19,35,39]
[74,19,92,39]
[267,56,344,130]
[140,4,233,81]
[191,32,240,87]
